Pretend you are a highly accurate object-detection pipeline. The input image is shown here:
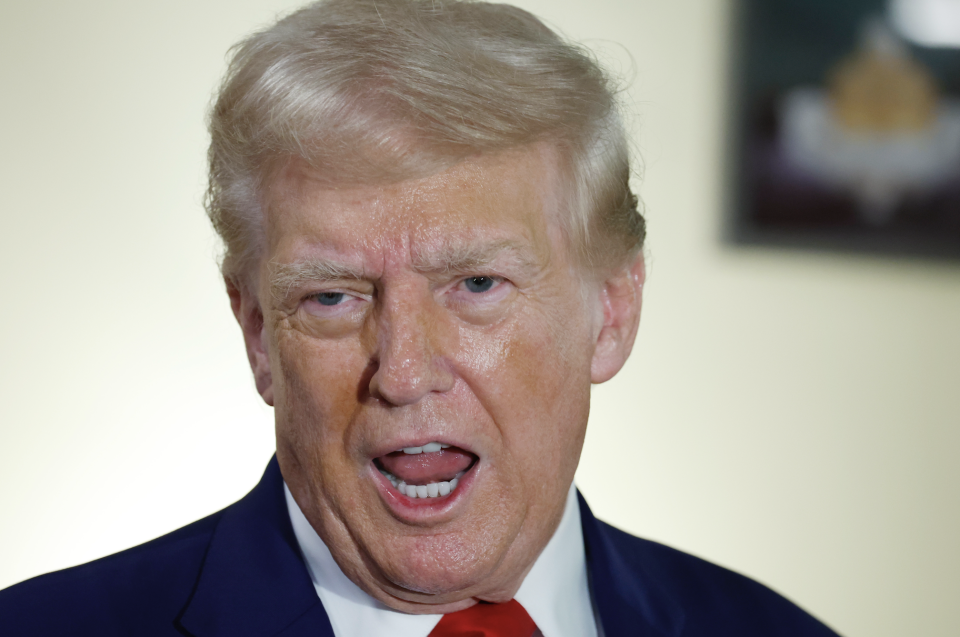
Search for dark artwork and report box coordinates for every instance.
[728,0,960,258]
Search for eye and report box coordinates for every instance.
[299,288,370,326]
[463,276,497,293]
[315,292,346,306]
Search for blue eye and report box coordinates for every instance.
[316,292,346,306]
[463,276,495,293]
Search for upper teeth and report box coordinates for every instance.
[402,442,450,454]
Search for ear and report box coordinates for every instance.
[226,275,275,406]
[590,253,645,384]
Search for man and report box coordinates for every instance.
[0,0,839,635]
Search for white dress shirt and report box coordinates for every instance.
[284,483,599,637]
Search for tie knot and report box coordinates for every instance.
[428,599,537,637]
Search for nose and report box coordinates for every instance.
[367,285,455,406]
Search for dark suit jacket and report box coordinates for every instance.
[0,457,840,636]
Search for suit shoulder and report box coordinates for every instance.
[0,511,223,636]
[595,521,840,636]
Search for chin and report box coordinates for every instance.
[385,532,504,595]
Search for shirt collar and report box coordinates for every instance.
[285,483,597,637]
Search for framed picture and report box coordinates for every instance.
[728,0,960,258]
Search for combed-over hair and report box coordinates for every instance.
[206,0,644,283]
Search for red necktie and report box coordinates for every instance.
[428,599,537,637]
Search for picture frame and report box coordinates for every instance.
[727,0,960,259]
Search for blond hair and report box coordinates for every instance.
[206,0,644,282]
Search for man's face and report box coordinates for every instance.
[235,144,641,612]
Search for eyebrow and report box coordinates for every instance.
[269,259,366,300]
[269,239,543,300]
[411,239,542,276]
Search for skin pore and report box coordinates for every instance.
[229,143,645,614]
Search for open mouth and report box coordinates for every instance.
[374,442,478,500]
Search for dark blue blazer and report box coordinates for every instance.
[0,457,840,636]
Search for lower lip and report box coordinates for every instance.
[371,462,478,519]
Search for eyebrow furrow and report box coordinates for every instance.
[268,241,541,300]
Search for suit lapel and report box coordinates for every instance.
[174,462,682,637]
[177,457,335,637]
[578,491,685,637]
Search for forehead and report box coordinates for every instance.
[260,144,565,269]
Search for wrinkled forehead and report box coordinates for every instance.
[258,143,572,273]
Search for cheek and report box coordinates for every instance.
[458,305,593,465]
[272,325,368,456]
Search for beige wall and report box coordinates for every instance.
[1,1,958,636]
